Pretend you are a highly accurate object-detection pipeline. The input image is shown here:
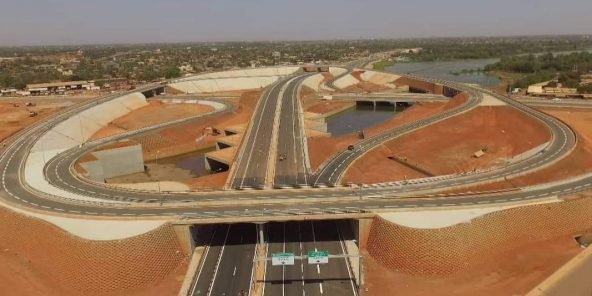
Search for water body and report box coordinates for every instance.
[326,106,398,137]
[386,58,501,87]
[385,49,592,87]
[156,147,216,177]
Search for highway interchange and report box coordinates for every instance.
[1,64,592,295]
[0,67,587,219]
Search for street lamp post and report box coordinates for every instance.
[156,150,163,205]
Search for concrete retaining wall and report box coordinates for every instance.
[527,245,592,296]
[333,74,360,89]
[393,77,443,95]
[302,73,325,91]
[24,92,149,205]
[82,144,145,182]
[177,66,300,82]
[170,76,280,94]
[367,197,592,276]
[329,67,348,77]
[512,142,550,163]
[360,71,401,85]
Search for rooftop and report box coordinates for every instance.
[26,81,91,89]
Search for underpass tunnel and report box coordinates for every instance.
[355,100,413,112]
[186,219,368,295]
[409,86,428,94]
[443,85,462,98]
[216,141,231,150]
[189,219,362,253]
[141,86,166,98]
[356,100,376,111]
[374,101,394,112]
[204,157,230,173]
[395,101,412,112]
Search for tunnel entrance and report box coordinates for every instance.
[141,86,166,98]
[409,86,428,94]
[204,157,230,173]
[188,219,363,296]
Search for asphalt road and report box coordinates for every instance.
[190,224,256,296]
[274,75,313,188]
[229,77,290,189]
[313,80,576,189]
[264,221,357,296]
[0,70,590,222]
[517,97,592,108]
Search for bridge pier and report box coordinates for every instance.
[174,224,196,255]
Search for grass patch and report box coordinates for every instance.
[488,70,527,84]
[373,60,395,71]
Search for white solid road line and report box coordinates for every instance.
[207,225,231,296]
[190,229,215,296]
[239,82,282,188]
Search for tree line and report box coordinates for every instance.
[484,52,592,91]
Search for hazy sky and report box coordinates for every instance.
[1,0,591,46]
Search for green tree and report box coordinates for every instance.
[163,66,181,79]
[578,83,592,94]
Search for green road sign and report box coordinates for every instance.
[308,251,329,264]
[272,252,295,266]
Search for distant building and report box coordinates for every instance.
[179,64,194,73]
[57,68,74,76]
[26,81,96,95]
[527,81,578,98]
[0,88,17,96]
[581,74,592,85]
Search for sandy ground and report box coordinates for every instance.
[186,171,230,189]
[138,91,261,189]
[343,104,550,184]
[0,249,186,296]
[0,204,187,296]
[90,100,214,140]
[364,236,582,296]
[0,250,63,296]
[300,86,322,109]
[83,91,262,190]
[139,91,259,162]
[307,95,467,173]
[446,107,592,193]
[119,262,189,296]
[0,101,72,143]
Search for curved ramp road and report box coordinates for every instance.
[0,68,588,222]
[313,79,576,193]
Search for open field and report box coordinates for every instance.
[344,104,550,184]
[0,101,76,143]
[307,94,466,173]
[447,107,592,193]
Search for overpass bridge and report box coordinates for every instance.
[329,93,449,111]
[0,68,580,221]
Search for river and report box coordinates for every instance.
[385,58,501,87]
[385,49,592,87]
